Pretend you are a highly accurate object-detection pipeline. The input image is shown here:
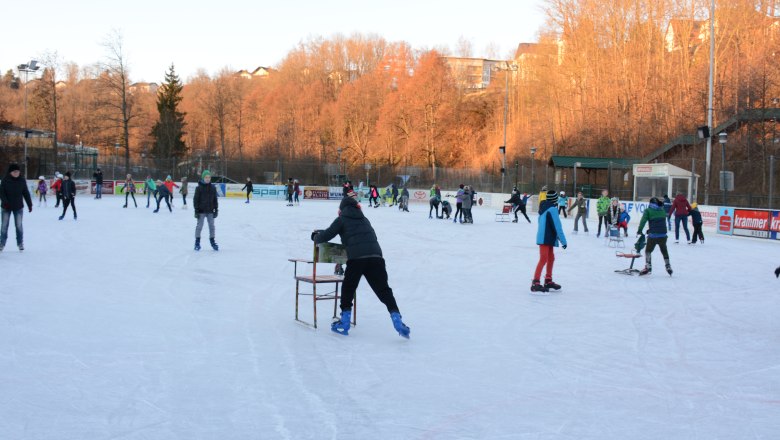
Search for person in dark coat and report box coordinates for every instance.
[0,163,33,251]
[287,177,295,206]
[293,179,301,205]
[154,180,172,213]
[58,171,77,221]
[241,178,253,203]
[93,168,104,199]
[391,184,398,206]
[312,190,410,338]
[428,195,440,219]
[505,189,531,223]
[662,195,673,229]
[193,170,219,251]
[689,202,705,244]
[399,187,410,212]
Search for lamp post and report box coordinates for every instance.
[337,147,343,185]
[17,60,40,179]
[499,146,506,193]
[514,160,519,190]
[365,163,371,186]
[530,147,537,193]
[704,0,716,204]
[114,142,120,180]
[573,162,581,196]
[719,132,728,206]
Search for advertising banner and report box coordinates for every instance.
[90,180,115,195]
[732,209,770,238]
[252,185,288,200]
[411,189,430,203]
[304,186,330,200]
[717,207,734,236]
[113,181,148,195]
[699,205,719,232]
[770,211,780,240]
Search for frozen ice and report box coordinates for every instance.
[1,197,778,439]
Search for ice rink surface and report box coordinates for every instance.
[1,196,778,440]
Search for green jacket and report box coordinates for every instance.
[145,178,157,192]
[596,196,610,216]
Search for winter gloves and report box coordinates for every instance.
[775,266,780,278]
[311,230,323,241]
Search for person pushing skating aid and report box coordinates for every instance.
[312,189,410,338]
[636,197,673,276]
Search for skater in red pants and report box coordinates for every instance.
[532,190,567,293]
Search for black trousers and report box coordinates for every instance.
[125,192,137,207]
[692,223,705,243]
[454,202,463,221]
[55,192,62,207]
[558,206,567,218]
[597,215,608,235]
[514,205,530,222]
[156,194,171,211]
[62,197,76,217]
[645,237,670,268]
[340,257,400,314]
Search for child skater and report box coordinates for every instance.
[531,190,567,293]
[636,197,673,276]
[689,202,705,244]
[121,174,137,208]
[312,189,410,338]
[36,176,48,207]
[180,177,188,209]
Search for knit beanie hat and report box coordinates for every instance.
[64,171,72,178]
[8,163,20,173]
[546,190,559,204]
[201,170,211,180]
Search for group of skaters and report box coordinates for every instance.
[429,184,476,223]
[528,186,713,293]
[120,174,186,213]
[35,171,78,220]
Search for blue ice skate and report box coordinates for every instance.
[390,312,410,339]
[331,310,351,335]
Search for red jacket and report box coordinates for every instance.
[164,181,179,193]
[51,178,62,192]
[669,194,692,217]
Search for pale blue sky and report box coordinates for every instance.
[1,0,546,83]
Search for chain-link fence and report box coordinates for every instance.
[4,144,779,208]
[664,156,780,209]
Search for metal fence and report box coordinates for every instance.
[3,144,779,209]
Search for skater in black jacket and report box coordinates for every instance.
[193,170,219,251]
[0,163,33,251]
[154,180,172,213]
[241,178,253,203]
[58,172,77,220]
[312,190,410,338]
[505,189,530,223]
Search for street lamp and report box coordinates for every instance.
[719,132,728,205]
[530,147,537,193]
[114,142,120,180]
[573,162,582,196]
[337,147,343,185]
[17,60,40,179]
[514,160,519,190]
[493,61,517,194]
[498,146,506,193]
[364,163,372,186]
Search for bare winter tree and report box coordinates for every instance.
[98,30,135,171]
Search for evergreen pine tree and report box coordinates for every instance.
[151,64,187,161]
